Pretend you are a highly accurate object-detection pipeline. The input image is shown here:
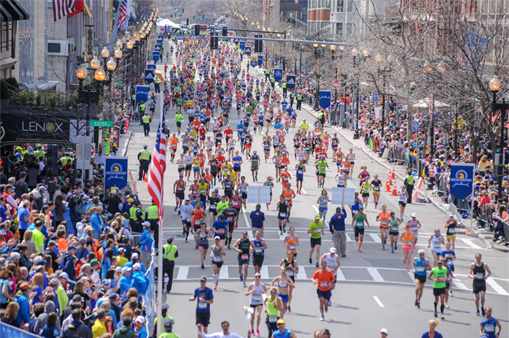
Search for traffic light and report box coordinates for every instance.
[210,36,218,49]
[222,27,227,37]
[46,145,59,178]
[186,18,189,25]
[255,34,263,53]
[194,25,200,36]
[202,14,205,20]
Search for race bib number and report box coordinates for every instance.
[200,189,206,194]
[210,205,217,210]
[320,281,329,289]
[285,196,291,201]
[216,229,225,234]
[437,276,446,282]
[241,254,249,260]
[196,219,201,225]
[448,228,456,234]
[279,212,287,218]
[177,187,184,191]
[288,245,295,251]
[356,222,363,227]
[269,315,278,323]
[381,220,388,226]
[476,273,485,280]
[405,241,413,247]
[415,266,425,272]
[484,324,495,333]
[198,301,207,309]
[255,247,263,254]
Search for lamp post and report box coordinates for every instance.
[352,48,360,139]
[489,75,509,200]
[375,54,394,140]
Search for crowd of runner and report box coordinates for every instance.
[0,27,503,338]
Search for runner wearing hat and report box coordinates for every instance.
[311,260,336,322]
[189,276,214,333]
[407,213,422,244]
[308,215,325,267]
[320,247,340,306]
[444,212,458,251]
[429,258,448,319]
[264,289,284,338]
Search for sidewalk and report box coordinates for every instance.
[247,64,507,251]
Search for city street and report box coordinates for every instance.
[124,38,509,337]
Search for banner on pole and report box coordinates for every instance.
[135,85,149,103]
[245,46,251,55]
[331,187,356,205]
[274,68,283,82]
[239,41,245,50]
[250,56,258,67]
[319,90,332,109]
[105,157,128,190]
[257,55,263,67]
[286,75,296,89]
[247,186,271,204]
[450,164,474,200]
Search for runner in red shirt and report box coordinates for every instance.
[280,168,292,188]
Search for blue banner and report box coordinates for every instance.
[319,90,332,109]
[145,72,154,83]
[105,157,129,190]
[450,164,474,199]
[147,64,156,71]
[136,85,149,103]
[250,56,258,67]
[372,93,378,101]
[257,55,263,67]
[245,46,251,55]
[274,68,283,82]
[152,51,160,62]
[239,41,245,50]
[286,75,296,90]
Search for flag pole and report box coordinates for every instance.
[156,92,164,338]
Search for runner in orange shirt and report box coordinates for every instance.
[280,168,292,188]
[311,260,336,321]
[169,134,178,163]
[282,184,296,223]
[376,204,391,250]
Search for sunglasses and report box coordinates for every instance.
[270,291,277,294]
[255,275,261,278]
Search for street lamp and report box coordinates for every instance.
[376,54,393,140]
[490,75,509,199]
[352,48,360,138]
[90,56,100,70]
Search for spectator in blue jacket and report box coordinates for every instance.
[119,267,132,301]
[139,222,153,268]
[131,263,149,300]
[90,206,105,238]
[62,245,76,288]
[15,282,31,327]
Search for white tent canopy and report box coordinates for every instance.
[156,18,181,34]
[413,97,450,109]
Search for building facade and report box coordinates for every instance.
[0,0,29,80]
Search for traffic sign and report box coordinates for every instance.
[89,120,113,128]
[332,81,341,89]
[115,89,122,99]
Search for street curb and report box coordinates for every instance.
[121,131,132,157]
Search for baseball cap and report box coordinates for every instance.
[142,221,151,227]
[200,276,207,282]
[48,240,57,247]
[36,260,47,266]
[314,215,321,219]
[336,207,342,212]
[214,236,220,240]
[329,247,337,253]
[162,304,170,311]
[90,259,100,266]
[135,316,146,324]
[380,328,388,334]
[163,318,175,327]
[449,212,455,217]
[101,280,111,285]
[59,272,69,280]
[437,259,444,264]
[131,253,139,259]
[122,266,132,274]
[49,278,59,287]
[242,231,248,235]
[185,197,190,201]
[67,245,76,251]
[277,319,285,325]
[115,266,122,273]
[167,236,174,243]
[133,263,141,271]
[19,282,31,291]
[411,213,417,218]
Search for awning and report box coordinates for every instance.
[0,0,29,22]
[0,57,17,69]
[37,81,60,91]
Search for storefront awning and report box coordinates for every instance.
[0,0,29,22]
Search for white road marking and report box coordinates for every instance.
[367,267,384,282]
[369,233,381,243]
[301,188,307,195]
[241,211,253,240]
[312,205,320,213]
[221,266,229,279]
[452,277,468,290]
[460,238,483,249]
[260,265,269,279]
[176,266,189,280]
[486,278,509,296]
[373,296,385,308]
[336,268,346,281]
[407,270,415,281]
[297,267,307,280]
[346,233,353,242]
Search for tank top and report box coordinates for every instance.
[389,218,399,232]
[277,277,288,288]
[198,229,209,245]
[402,231,414,248]
[414,257,427,276]
[473,262,486,287]
[286,236,297,253]
[431,234,443,252]
[211,245,223,263]
[253,238,265,255]
[325,253,338,271]
[361,182,370,194]
[278,202,288,218]
[231,195,241,208]
[250,283,264,305]
[446,220,457,235]
[355,213,365,228]
[283,189,292,202]
[337,173,346,187]
[409,219,419,233]
[193,209,204,225]
[352,199,360,211]
[399,190,407,202]
[296,165,304,178]
[319,195,329,207]
[239,182,248,193]
[239,239,251,260]
[266,297,279,322]
[283,258,295,276]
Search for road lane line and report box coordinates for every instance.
[373,296,385,308]
[312,205,320,213]
[346,233,353,242]
[176,266,189,280]
[367,267,384,282]
[486,278,509,296]
[301,188,307,195]
[460,238,482,249]
[221,266,229,279]
[297,267,307,280]
[241,211,253,239]
[452,277,468,290]
[336,268,346,281]
[368,233,381,243]
[407,270,415,281]
[261,265,269,279]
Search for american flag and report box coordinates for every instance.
[52,0,85,22]
[117,0,131,30]
[147,112,167,221]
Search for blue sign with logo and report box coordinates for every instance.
[136,85,149,103]
[245,46,251,55]
[234,38,239,44]
[239,41,245,50]
[274,68,283,82]
[145,72,154,84]
[286,75,296,89]
[105,157,128,190]
[372,93,378,101]
[319,91,332,109]
[147,64,156,71]
[250,56,258,67]
[152,51,160,62]
[257,55,263,67]
[450,164,474,199]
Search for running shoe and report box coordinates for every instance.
[320,316,325,321]
[417,300,420,309]
[358,247,362,252]
[445,303,449,309]
[440,314,445,320]
[481,307,486,316]
[243,283,247,288]
[309,258,312,264]
[174,206,177,212]
[240,273,243,282]
[256,329,260,336]
[213,285,217,290]
[287,219,291,223]
[280,231,283,235]
[414,299,418,307]
[201,263,204,269]
[434,311,438,318]
[403,260,406,264]
[185,239,188,243]
[251,330,255,336]
[395,244,397,250]
[450,290,453,297]
[287,307,291,313]
[328,300,331,306]
[391,249,394,253]
[476,310,480,316]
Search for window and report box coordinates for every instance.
[337,0,344,11]
[336,22,343,36]
[48,42,61,53]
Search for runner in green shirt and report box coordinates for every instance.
[428,259,448,319]
[354,206,370,252]
[175,112,184,134]
[217,196,229,216]
[308,215,324,267]
[316,156,328,188]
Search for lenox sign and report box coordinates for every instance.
[21,121,65,133]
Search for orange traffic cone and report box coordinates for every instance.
[391,180,398,196]
[391,166,395,179]
[143,173,148,182]
[386,180,391,192]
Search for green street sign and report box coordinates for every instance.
[89,120,113,127]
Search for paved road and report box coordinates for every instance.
[124,38,509,337]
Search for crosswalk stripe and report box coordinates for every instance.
[406,270,415,281]
[297,267,307,280]
[460,238,483,249]
[261,265,269,279]
[486,278,509,296]
[369,233,381,243]
[367,267,384,282]
[346,233,352,242]
[221,267,230,279]
[176,266,189,280]
[452,277,468,290]
[336,268,346,281]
